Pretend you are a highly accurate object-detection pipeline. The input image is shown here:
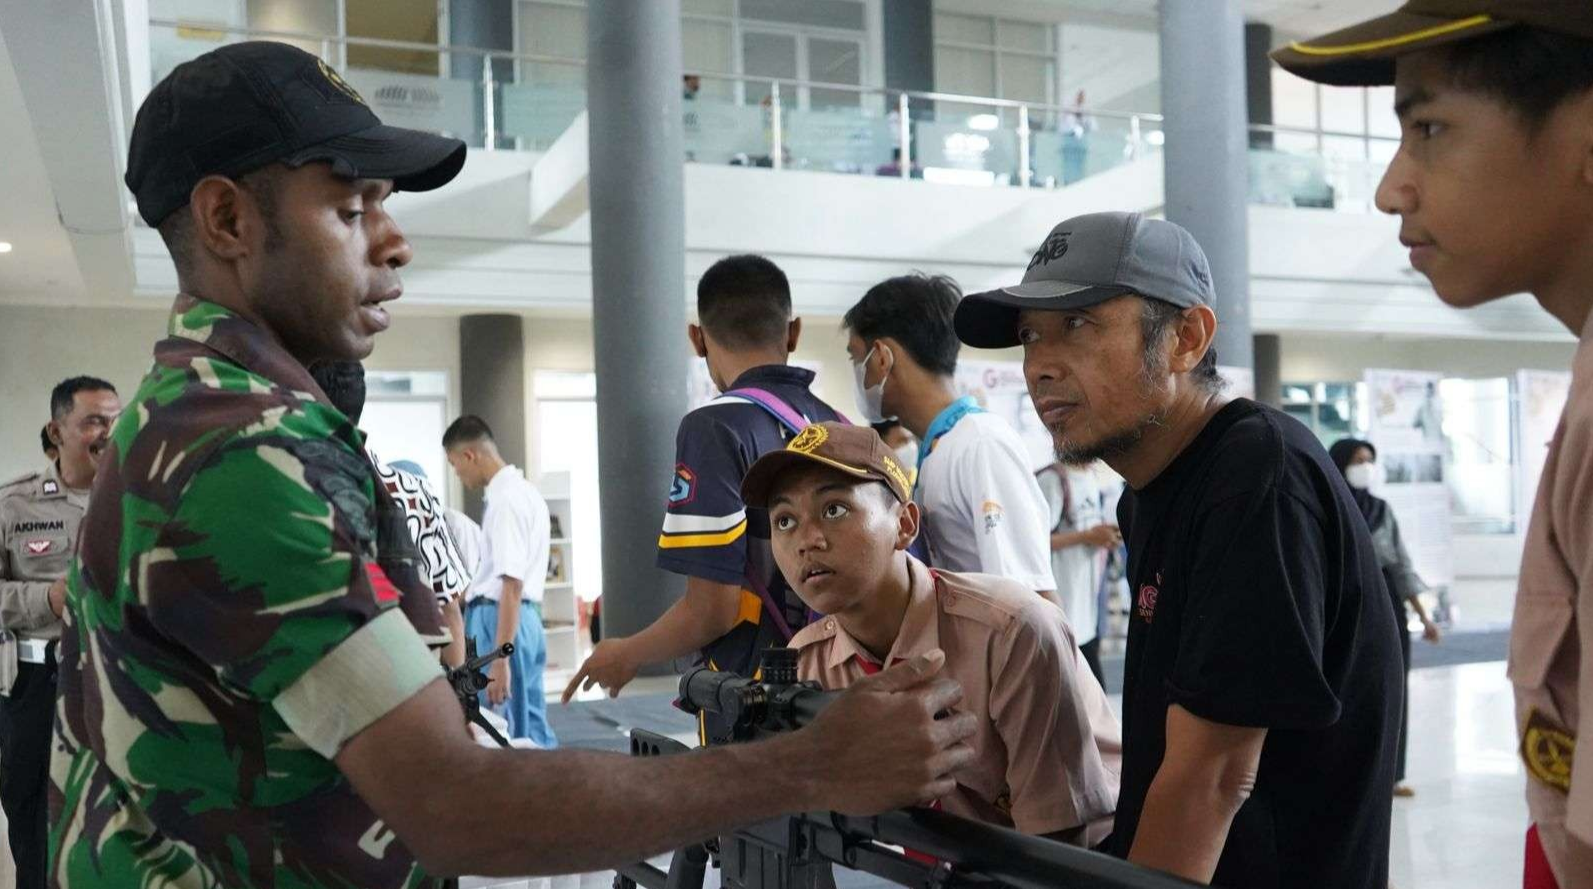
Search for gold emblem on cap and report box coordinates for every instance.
[881,453,910,494]
[318,59,367,106]
[789,424,829,454]
[1521,708,1574,795]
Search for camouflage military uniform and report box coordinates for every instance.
[49,294,450,888]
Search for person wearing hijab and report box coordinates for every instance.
[1329,437,1441,798]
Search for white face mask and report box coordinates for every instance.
[893,442,920,469]
[851,345,894,424]
[1345,462,1379,490]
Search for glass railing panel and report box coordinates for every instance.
[1249,149,1334,208]
[1030,116,1158,188]
[342,65,484,147]
[783,106,893,175]
[914,114,1020,186]
[501,82,588,151]
[683,100,770,165]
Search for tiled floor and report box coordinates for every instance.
[467,659,1530,889]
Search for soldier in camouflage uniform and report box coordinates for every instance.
[53,38,976,889]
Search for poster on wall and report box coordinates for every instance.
[1365,369,1453,586]
[954,360,1054,471]
[1516,369,1573,525]
[687,358,825,413]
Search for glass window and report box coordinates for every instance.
[520,1,586,59]
[935,45,996,97]
[1000,54,1051,106]
[683,17,734,98]
[344,0,438,74]
[1270,68,1318,130]
[1366,85,1401,138]
[682,0,732,15]
[1319,85,1366,135]
[997,19,1050,53]
[740,0,864,31]
[808,37,862,108]
[936,13,994,45]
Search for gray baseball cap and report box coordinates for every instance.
[954,211,1215,349]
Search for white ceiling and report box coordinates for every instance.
[0,27,85,301]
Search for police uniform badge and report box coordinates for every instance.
[41,479,58,495]
[1521,708,1574,795]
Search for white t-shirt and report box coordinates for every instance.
[467,465,550,605]
[915,412,1054,593]
[1036,463,1106,646]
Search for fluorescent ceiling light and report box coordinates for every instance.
[967,114,1000,131]
[0,242,12,254]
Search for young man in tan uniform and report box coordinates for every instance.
[741,421,1121,845]
[1275,5,1593,887]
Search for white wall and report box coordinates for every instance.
[1279,333,1576,382]
[0,303,461,483]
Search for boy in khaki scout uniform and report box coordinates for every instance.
[1275,5,1593,887]
[0,376,120,889]
[741,422,1121,845]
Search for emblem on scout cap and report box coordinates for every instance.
[789,424,829,455]
[1521,708,1574,794]
[318,58,366,105]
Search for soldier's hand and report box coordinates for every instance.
[486,659,512,706]
[562,639,639,704]
[798,649,976,815]
[47,578,67,619]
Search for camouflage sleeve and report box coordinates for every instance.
[145,434,440,728]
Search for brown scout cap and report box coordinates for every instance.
[1271,0,1593,86]
[741,422,913,509]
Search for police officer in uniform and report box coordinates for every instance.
[0,376,120,889]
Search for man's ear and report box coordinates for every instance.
[787,317,802,353]
[896,499,921,552]
[189,175,251,263]
[46,421,63,448]
[1168,306,1218,375]
[687,323,709,359]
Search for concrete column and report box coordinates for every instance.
[460,314,527,520]
[1253,333,1283,408]
[449,0,514,148]
[1159,0,1253,373]
[587,0,689,647]
[883,0,935,119]
[1245,22,1275,149]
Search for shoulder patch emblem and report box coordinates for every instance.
[788,424,828,454]
[669,464,697,507]
[24,539,53,555]
[980,499,1004,532]
[41,480,58,495]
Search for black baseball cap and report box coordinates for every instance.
[127,41,467,227]
[955,212,1214,349]
[1271,0,1593,86]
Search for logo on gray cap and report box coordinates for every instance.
[1028,230,1071,271]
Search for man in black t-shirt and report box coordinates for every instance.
[955,211,1401,889]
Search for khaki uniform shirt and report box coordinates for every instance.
[1511,315,1593,887]
[790,557,1121,843]
[0,462,85,688]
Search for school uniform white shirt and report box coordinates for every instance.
[1036,464,1106,646]
[915,412,1054,593]
[467,465,550,605]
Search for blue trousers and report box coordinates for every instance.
[465,598,557,748]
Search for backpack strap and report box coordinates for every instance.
[719,387,812,435]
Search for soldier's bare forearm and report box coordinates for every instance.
[621,577,742,667]
[339,680,822,877]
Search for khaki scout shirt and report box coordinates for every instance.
[1511,317,1593,888]
[0,462,85,683]
[790,557,1121,843]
